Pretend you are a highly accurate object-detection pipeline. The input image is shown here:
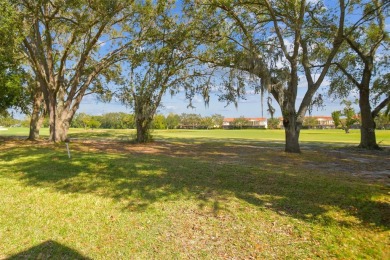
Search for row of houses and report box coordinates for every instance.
[222,116,336,129]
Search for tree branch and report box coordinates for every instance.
[372,96,390,118]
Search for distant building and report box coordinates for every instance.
[277,116,336,129]
[306,116,335,129]
[223,117,268,129]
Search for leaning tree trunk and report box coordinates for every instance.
[27,89,45,141]
[28,111,44,141]
[358,87,379,149]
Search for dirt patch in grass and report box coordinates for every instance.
[79,140,389,177]
[304,147,390,183]
[1,138,389,258]
[5,138,387,173]
[2,138,388,185]
[20,139,385,185]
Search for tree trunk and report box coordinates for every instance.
[47,96,71,142]
[358,88,379,149]
[135,117,151,143]
[283,114,301,153]
[28,112,44,141]
[27,90,44,141]
[47,94,57,141]
[53,116,70,142]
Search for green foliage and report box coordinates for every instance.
[342,100,359,131]
[152,114,166,129]
[333,100,360,133]
[0,1,26,114]
[184,0,346,153]
[0,115,20,127]
[303,117,318,129]
[88,117,102,129]
[0,1,21,65]
[210,114,224,128]
[118,1,207,142]
[71,113,89,129]
[0,71,25,113]
[17,0,139,141]
[179,113,202,129]
[99,112,135,129]
[372,73,390,115]
[232,116,249,129]
[267,118,280,129]
[165,113,180,129]
[201,116,214,129]
[331,111,342,128]
[374,112,390,129]
[328,0,389,147]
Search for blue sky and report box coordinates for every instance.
[77,84,353,119]
[76,0,370,119]
[15,0,386,120]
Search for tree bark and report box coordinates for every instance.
[47,94,57,142]
[283,114,301,153]
[28,110,44,141]
[135,117,152,143]
[48,112,72,142]
[46,94,72,142]
[133,97,152,143]
[27,88,44,141]
[358,87,379,149]
[52,114,70,142]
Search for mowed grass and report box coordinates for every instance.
[2,127,390,146]
[0,129,389,258]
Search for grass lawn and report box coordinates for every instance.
[2,127,390,146]
[0,128,389,258]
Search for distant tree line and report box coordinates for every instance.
[0,113,226,130]
[70,113,225,130]
[2,112,389,131]
[1,0,389,152]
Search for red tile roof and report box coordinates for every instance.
[223,117,267,122]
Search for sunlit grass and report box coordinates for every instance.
[2,127,390,146]
[0,138,389,258]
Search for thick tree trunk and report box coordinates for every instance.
[28,112,44,141]
[27,90,44,141]
[47,96,72,142]
[48,96,58,142]
[358,88,379,149]
[283,114,301,153]
[133,94,160,143]
[53,116,70,142]
[135,118,151,143]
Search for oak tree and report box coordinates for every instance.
[19,0,137,141]
[119,1,208,142]
[328,0,390,149]
[186,0,346,153]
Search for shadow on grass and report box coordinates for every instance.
[5,240,90,260]
[1,142,389,230]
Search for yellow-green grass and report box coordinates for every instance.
[0,137,389,259]
[2,127,390,146]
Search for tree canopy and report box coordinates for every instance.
[328,0,390,149]
[118,1,210,142]
[0,1,25,114]
[18,0,138,141]
[1,0,389,152]
[184,0,346,152]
